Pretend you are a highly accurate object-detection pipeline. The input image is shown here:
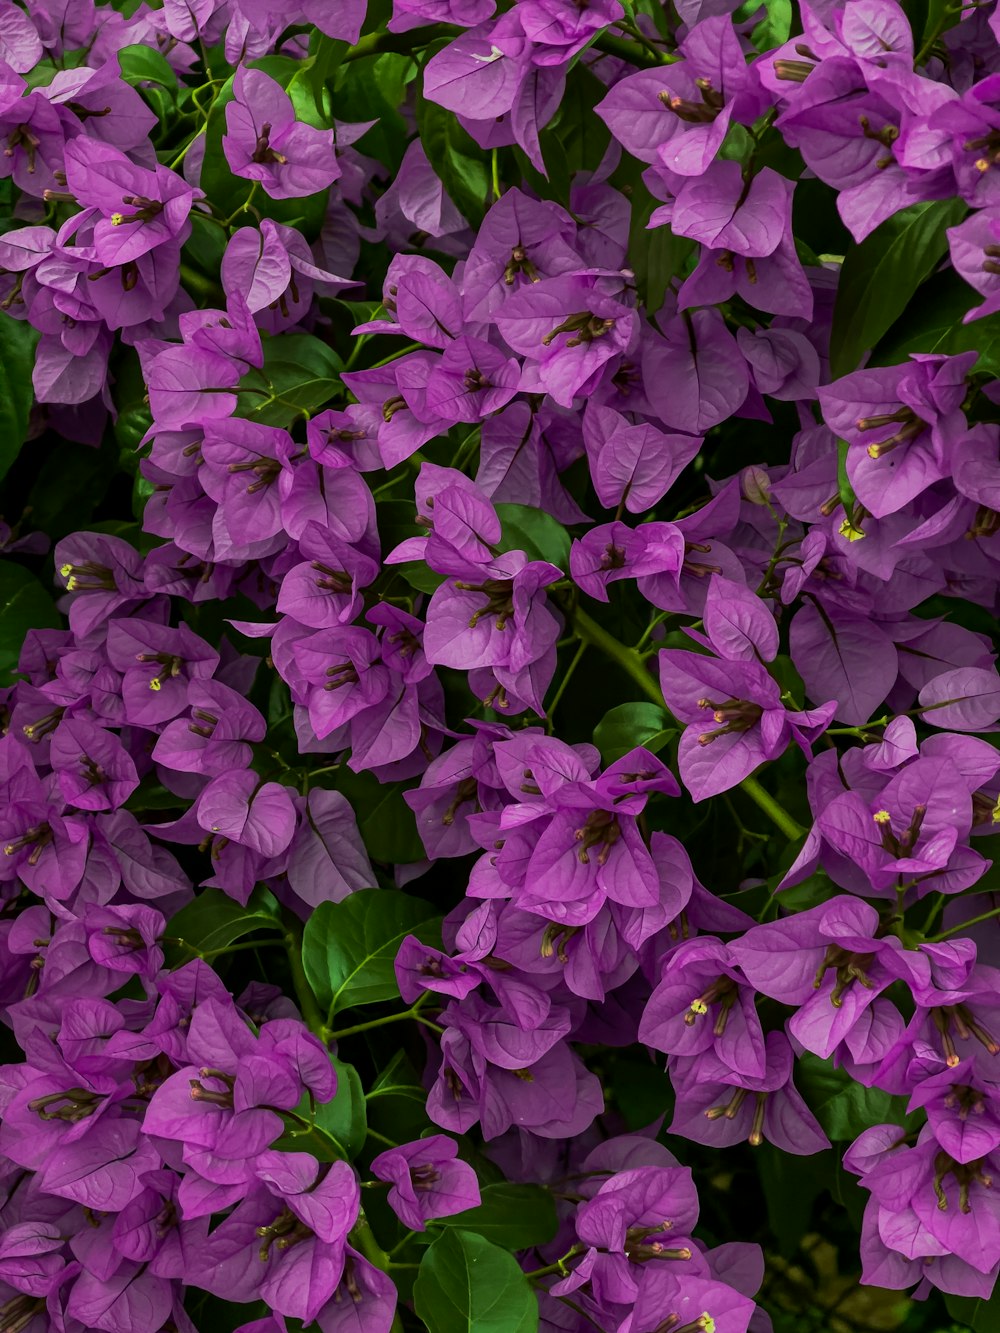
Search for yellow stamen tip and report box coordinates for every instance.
[110,211,125,225]
[59,563,72,578]
[838,518,865,542]
[689,999,709,1016]
[873,810,891,824]
[148,677,162,691]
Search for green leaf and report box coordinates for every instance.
[495,503,570,568]
[873,269,1000,374]
[417,96,491,228]
[944,1286,1000,1330]
[275,1057,367,1160]
[795,1053,906,1140]
[238,333,342,425]
[552,65,611,177]
[164,887,281,961]
[413,1230,539,1333]
[829,199,968,377]
[757,1141,829,1258]
[302,889,441,1016]
[751,0,793,51]
[774,873,838,913]
[365,1050,431,1142]
[334,770,426,863]
[396,562,447,594]
[431,1183,557,1250]
[0,317,39,483]
[332,53,411,170]
[593,702,672,763]
[118,43,178,89]
[0,563,61,684]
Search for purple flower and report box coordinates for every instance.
[223,67,339,199]
[495,274,639,408]
[732,897,929,1062]
[669,1031,831,1156]
[819,354,975,519]
[63,137,199,265]
[371,1134,480,1230]
[640,937,767,1079]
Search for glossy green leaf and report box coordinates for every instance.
[795,1053,906,1140]
[238,333,342,425]
[302,889,441,1016]
[0,563,61,684]
[829,199,968,377]
[944,1283,1000,1329]
[873,269,1000,374]
[752,0,793,50]
[495,503,570,568]
[334,770,426,863]
[432,1184,558,1251]
[273,1056,366,1161]
[594,702,673,763]
[417,96,491,227]
[365,1050,430,1142]
[118,43,178,89]
[164,887,281,962]
[0,317,39,483]
[413,1229,539,1333]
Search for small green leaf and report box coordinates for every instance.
[0,317,39,483]
[943,1285,1000,1330]
[495,503,570,568]
[417,96,491,227]
[795,1053,906,1140]
[431,1183,558,1250]
[164,887,281,961]
[238,333,342,425]
[366,1050,431,1142]
[594,702,672,763]
[757,1141,829,1258]
[829,199,968,377]
[751,0,793,51]
[273,1056,366,1160]
[873,269,1000,375]
[0,563,61,684]
[302,889,441,1016]
[413,1229,539,1333]
[118,43,178,89]
[334,770,426,863]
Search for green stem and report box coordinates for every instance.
[634,609,672,651]
[283,916,326,1039]
[326,996,429,1041]
[524,1244,586,1281]
[930,904,1000,942]
[546,640,588,731]
[913,4,961,65]
[203,935,286,961]
[567,601,803,840]
[366,1126,399,1148]
[593,27,677,64]
[340,18,674,68]
[342,23,451,60]
[570,605,663,706]
[739,776,804,841]
[921,893,947,936]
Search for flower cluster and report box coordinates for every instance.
[2,0,1000,1329]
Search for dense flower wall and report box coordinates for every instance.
[1,0,1000,1330]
